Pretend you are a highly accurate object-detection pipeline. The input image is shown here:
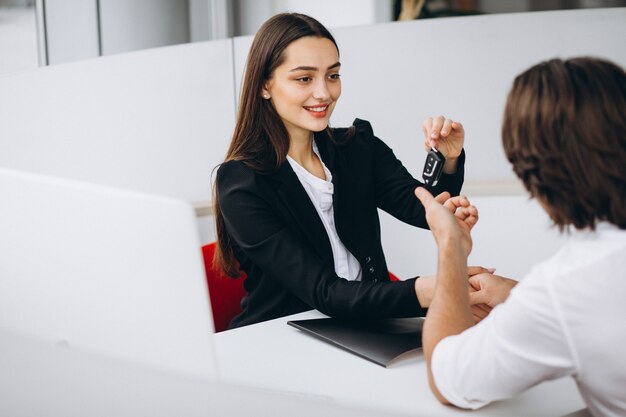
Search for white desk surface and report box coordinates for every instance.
[215,310,586,417]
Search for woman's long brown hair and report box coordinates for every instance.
[213,13,339,277]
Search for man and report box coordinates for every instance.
[418,57,626,417]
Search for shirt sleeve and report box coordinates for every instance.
[430,272,577,409]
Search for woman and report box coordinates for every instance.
[419,57,626,416]
[214,13,469,329]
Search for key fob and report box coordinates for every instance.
[422,147,445,188]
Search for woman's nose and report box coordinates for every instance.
[312,80,330,100]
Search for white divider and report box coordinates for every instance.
[0,39,235,204]
[234,8,626,188]
[2,8,625,203]
[380,196,567,281]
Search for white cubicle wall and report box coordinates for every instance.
[1,8,625,272]
[378,195,569,281]
[233,8,626,190]
[0,39,235,203]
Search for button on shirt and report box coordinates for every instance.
[287,142,362,282]
[431,223,626,417]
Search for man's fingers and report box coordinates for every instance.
[471,305,489,323]
[465,214,479,228]
[434,191,451,204]
[415,187,436,208]
[469,291,489,306]
[467,266,491,276]
[468,274,484,290]
[442,195,471,212]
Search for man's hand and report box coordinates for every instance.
[415,187,479,405]
[469,273,518,308]
[415,266,493,310]
[467,266,495,323]
[415,188,478,256]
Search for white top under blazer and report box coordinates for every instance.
[287,141,362,282]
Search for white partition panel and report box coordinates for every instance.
[234,8,626,190]
[380,196,567,281]
[0,39,235,204]
[332,8,626,188]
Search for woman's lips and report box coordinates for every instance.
[303,104,330,118]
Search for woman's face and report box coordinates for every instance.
[263,36,341,141]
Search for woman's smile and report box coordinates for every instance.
[303,103,331,117]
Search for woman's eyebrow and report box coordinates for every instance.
[289,62,341,72]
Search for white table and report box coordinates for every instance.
[215,310,586,417]
[0,328,417,417]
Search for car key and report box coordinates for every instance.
[422,147,445,188]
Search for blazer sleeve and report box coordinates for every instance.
[217,160,425,319]
[354,119,465,228]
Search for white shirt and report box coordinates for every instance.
[432,223,626,417]
[286,142,362,281]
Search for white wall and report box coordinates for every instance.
[0,39,235,203]
[233,0,393,36]
[380,196,567,281]
[322,8,626,186]
[44,0,99,64]
[0,6,39,74]
[232,8,626,195]
[36,0,192,66]
[99,0,190,55]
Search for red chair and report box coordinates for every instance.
[201,242,246,333]
[388,271,400,282]
[202,242,401,332]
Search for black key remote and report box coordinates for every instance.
[422,147,446,188]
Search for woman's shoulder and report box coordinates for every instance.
[351,118,375,138]
[216,159,259,190]
[327,119,391,156]
[217,159,249,178]
[330,118,376,142]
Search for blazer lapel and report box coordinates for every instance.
[268,162,334,263]
[315,132,362,260]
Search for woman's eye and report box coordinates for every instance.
[296,77,312,83]
[329,73,341,80]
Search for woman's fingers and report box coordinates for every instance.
[441,118,453,137]
[430,115,444,137]
[451,120,464,134]
[422,116,462,151]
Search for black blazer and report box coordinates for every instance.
[217,119,465,328]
